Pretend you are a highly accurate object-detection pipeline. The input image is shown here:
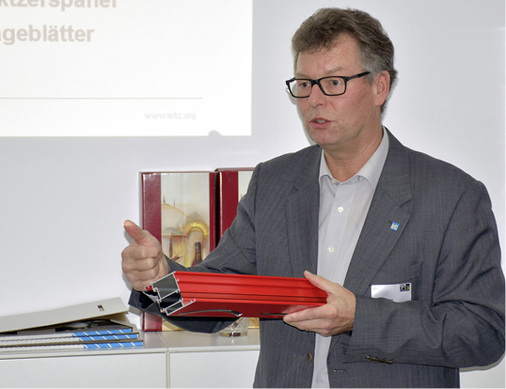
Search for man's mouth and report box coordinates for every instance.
[312,118,329,124]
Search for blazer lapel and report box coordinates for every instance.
[343,133,413,295]
[285,147,321,278]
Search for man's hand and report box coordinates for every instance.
[283,271,356,336]
[121,220,169,291]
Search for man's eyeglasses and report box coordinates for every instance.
[285,71,370,98]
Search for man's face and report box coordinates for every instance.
[295,35,385,157]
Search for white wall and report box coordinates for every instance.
[0,0,503,387]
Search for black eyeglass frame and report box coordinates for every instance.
[285,71,371,98]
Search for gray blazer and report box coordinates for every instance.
[130,131,505,388]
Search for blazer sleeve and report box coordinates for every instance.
[345,180,505,367]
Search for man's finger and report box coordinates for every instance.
[122,249,160,270]
[304,270,335,294]
[284,304,322,324]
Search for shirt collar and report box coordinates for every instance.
[319,128,389,190]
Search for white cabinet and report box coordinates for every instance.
[168,349,259,388]
[0,332,169,388]
[0,330,261,388]
[160,330,260,388]
[0,352,167,388]
[2,329,500,388]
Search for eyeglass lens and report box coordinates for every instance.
[289,77,346,97]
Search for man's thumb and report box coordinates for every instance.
[124,220,153,245]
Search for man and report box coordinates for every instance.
[122,8,505,388]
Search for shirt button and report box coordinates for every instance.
[328,246,335,253]
[306,352,313,362]
[337,206,344,213]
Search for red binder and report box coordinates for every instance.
[215,168,254,243]
[144,271,327,319]
[141,171,217,331]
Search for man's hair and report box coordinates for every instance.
[292,8,397,110]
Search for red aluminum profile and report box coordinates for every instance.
[147,271,327,319]
[165,296,325,318]
[172,271,327,298]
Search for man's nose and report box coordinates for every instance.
[308,82,327,105]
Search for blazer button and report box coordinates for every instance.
[306,352,313,362]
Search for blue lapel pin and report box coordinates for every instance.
[390,222,400,231]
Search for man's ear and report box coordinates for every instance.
[374,70,390,107]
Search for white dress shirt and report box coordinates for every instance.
[311,130,389,387]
